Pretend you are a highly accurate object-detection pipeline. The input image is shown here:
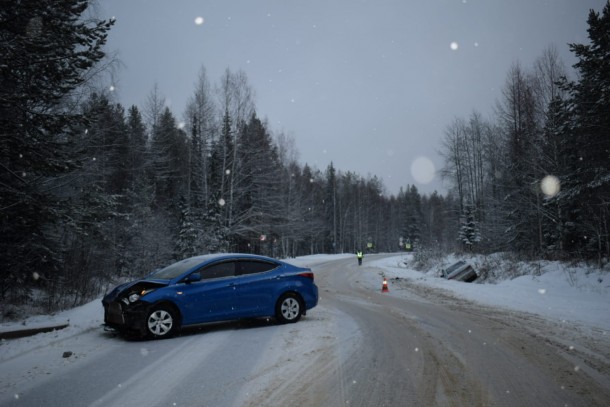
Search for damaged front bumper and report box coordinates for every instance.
[102,300,149,335]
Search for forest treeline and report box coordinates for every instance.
[440,2,610,267]
[1,1,608,311]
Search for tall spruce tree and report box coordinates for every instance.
[562,1,610,262]
[0,1,114,300]
[458,203,481,252]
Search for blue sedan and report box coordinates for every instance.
[102,253,318,339]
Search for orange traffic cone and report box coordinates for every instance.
[382,277,389,293]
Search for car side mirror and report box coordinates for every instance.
[184,272,201,284]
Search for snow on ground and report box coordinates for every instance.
[368,254,610,333]
[0,252,608,395]
[290,252,609,333]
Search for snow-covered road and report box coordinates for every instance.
[1,253,609,406]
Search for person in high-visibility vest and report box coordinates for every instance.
[356,250,363,265]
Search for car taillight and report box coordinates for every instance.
[298,272,314,281]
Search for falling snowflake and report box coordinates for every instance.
[450,42,459,51]
[194,16,204,25]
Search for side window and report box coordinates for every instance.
[200,261,236,280]
[237,260,278,275]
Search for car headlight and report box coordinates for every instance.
[124,288,156,304]
[128,293,140,303]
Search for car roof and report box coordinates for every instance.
[187,253,282,264]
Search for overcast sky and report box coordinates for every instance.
[100,0,606,196]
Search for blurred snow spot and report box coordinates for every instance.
[194,16,204,25]
[32,272,40,281]
[414,347,419,352]
[541,175,560,198]
[218,198,226,207]
[109,85,115,92]
[450,42,459,51]
[178,121,185,129]
[574,365,580,372]
[410,156,435,184]
[538,288,546,295]
[474,42,479,47]
[140,348,149,356]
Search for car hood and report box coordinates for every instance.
[103,279,169,303]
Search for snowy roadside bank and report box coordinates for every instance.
[368,254,610,333]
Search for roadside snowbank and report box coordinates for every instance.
[369,254,610,333]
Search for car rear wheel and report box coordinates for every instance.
[146,306,178,339]
[276,293,303,323]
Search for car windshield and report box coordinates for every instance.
[147,257,207,280]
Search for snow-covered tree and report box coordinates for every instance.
[0,0,114,301]
[458,203,481,251]
[559,2,610,263]
[175,196,200,260]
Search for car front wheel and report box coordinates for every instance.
[276,293,303,323]
[145,306,178,339]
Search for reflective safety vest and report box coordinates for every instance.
[357,251,363,259]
